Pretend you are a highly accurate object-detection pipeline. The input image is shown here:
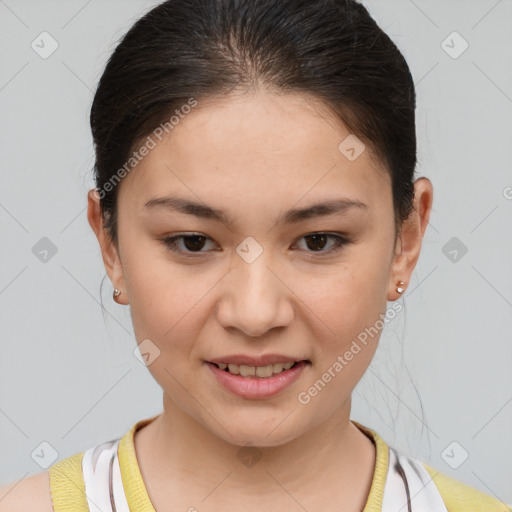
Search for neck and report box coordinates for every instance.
[134,393,376,510]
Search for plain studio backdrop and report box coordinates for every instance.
[1,0,511,506]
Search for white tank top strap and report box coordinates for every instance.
[81,438,130,512]
[382,446,449,512]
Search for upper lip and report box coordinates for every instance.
[207,354,309,366]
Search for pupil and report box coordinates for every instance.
[184,235,205,251]
[306,234,327,251]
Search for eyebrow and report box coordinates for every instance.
[143,196,367,225]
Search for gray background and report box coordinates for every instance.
[1,0,511,507]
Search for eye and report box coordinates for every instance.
[161,232,351,256]
[293,233,351,255]
[162,233,217,255]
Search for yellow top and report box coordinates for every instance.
[48,416,509,512]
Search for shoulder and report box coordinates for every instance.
[422,463,511,512]
[361,423,510,512]
[0,450,89,512]
[0,471,54,512]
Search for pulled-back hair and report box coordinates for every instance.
[90,0,417,247]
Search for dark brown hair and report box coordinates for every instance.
[91,0,417,247]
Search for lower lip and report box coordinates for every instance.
[206,361,309,399]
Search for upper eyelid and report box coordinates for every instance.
[163,232,349,251]
[164,232,346,241]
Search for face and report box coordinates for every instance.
[91,91,410,447]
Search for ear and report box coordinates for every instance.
[87,189,129,305]
[387,177,433,301]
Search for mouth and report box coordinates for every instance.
[209,360,306,378]
[205,358,310,399]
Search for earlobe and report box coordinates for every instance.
[87,189,128,305]
[387,177,434,301]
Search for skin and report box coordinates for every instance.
[85,90,433,512]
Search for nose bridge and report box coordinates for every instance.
[217,241,293,336]
[234,234,277,294]
[235,244,279,308]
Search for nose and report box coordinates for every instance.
[215,253,295,338]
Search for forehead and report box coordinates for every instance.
[119,91,391,214]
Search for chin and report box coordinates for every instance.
[209,416,307,448]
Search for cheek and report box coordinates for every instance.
[297,255,390,342]
[293,274,385,413]
[121,241,206,344]
[126,265,209,401]
[292,257,391,405]
[128,273,207,345]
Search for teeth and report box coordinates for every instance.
[256,365,273,378]
[216,362,297,377]
[239,365,256,376]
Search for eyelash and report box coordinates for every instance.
[161,232,351,257]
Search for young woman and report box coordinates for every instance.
[1,1,508,511]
